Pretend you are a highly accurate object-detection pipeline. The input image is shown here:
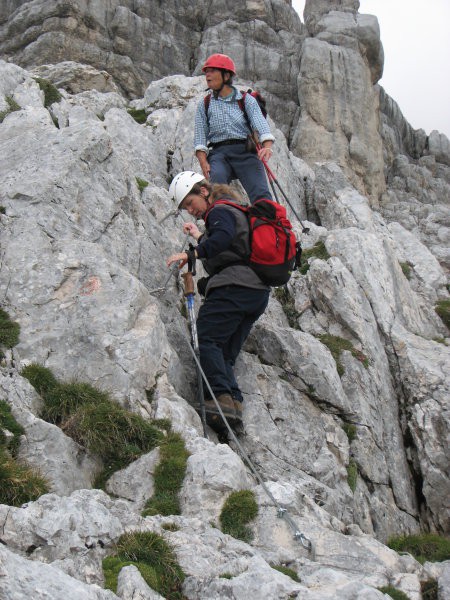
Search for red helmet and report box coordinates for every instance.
[202,53,236,75]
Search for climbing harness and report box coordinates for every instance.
[182,251,208,438]
[254,138,310,234]
[184,334,314,553]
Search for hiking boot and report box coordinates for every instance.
[204,393,236,432]
[233,400,243,422]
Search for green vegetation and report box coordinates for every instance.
[219,490,258,543]
[347,459,358,493]
[34,77,62,107]
[0,308,20,350]
[42,381,109,425]
[142,432,189,517]
[20,365,189,508]
[20,363,58,397]
[0,400,49,506]
[271,565,300,582]
[219,573,234,579]
[103,531,185,598]
[318,333,369,376]
[0,96,21,123]
[127,108,148,124]
[0,400,24,455]
[421,579,438,600]
[273,286,300,329]
[435,299,450,329]
[0,206,6,214]
[300,241,330,275]
[21,364,165,486]
[136,177,149,193]
[378,586,410,600]
[162,523,180,532]
[399,262,412,280]
[387,534,450,564]
[0,447,50,506]
[342,422,357,444]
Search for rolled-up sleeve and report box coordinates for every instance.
[245,94,275,144]
[194,100,209,153]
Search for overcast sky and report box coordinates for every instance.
[291,0,450,139]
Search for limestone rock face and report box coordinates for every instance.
[291,14,385,201]
[0,0,304,135]
[0,20,449,600]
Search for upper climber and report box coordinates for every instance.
[194,53,275,204]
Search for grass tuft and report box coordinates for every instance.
[343,422,357,444]
[421,578,438,600]
[0,396,50,506]
[21,363,58,397]
[63,402,163,479]
[0,308,20,349]
[22,365,164,485]
[136,177,149,192]
[219,490,258,543]
[0,96,21,123]
[318,334,368,376]
[299,241,330,274]
[162,523,180,532]
[127,108,147,124]
[142,432,189,517]
[0,447,49,506]
[435,299,450,329]
[34,77,62,107]
[399,262,412,280]
[271,565,300,582]
[0,400,24,456]
[378,586,410,600]
[273,286,300,329]
[41,381,110,424]
[387,534,450,564]
[103,531,185,598]
[347,459,358,493]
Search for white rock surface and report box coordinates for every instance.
[0,34,448,600]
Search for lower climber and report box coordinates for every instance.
[166,171,270,431]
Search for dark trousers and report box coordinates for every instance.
[208,143,273,204]
[196,285,270,402]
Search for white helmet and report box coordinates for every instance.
[169,171,205,208]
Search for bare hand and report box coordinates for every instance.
[200,162,211,179]
[166,252,188,269]
[183,222,201,239]
[257,146,273,162]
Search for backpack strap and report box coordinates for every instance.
[204,198,249,223]
[204,94,211,128]
[238,91,252,132]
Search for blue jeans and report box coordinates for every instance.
[196,285,270,402]
[208,142,273,203]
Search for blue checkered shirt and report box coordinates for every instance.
[194,87,275,154]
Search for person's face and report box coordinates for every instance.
[181,188,209,219]
[204,67,229,91]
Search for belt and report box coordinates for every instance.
[209,138,247,149]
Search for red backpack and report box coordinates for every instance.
[206,198,301,287]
